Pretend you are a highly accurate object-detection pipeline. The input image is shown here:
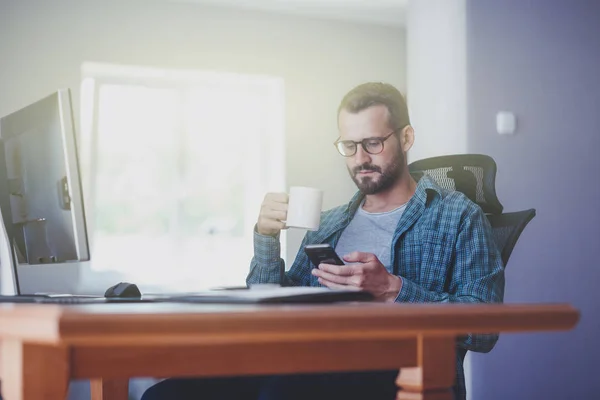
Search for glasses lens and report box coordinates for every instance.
[363,139,384,154]
[336,141,356,156]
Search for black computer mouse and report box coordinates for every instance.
[104,282,142,298]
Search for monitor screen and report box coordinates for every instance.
[0,89,89,293]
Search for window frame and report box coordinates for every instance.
[77,62,286,292]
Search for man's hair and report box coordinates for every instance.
[337,82,410,130]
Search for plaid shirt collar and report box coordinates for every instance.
[314,175,444,243]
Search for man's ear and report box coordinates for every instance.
[399,125,414,153]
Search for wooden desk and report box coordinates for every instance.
[0,302,579,400]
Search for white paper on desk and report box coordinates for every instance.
[189,286,338,299]
[169,286,366,302]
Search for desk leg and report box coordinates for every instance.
[0,340,69,400]
[90,378,129,400]
[396,336,455,400]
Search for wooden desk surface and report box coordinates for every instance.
[0,301,580,334]
[0,302,580,400]
[0,302,580,345]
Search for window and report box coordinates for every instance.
[80,63,285,291]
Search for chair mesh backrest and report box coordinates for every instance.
[409,154,536,268]
[486,209,536,268]
[409,154,504,215]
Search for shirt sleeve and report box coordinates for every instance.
[395,205,505,353]
[246,226,314,287]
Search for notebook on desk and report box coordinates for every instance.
[166,286,375,304]
[0,294,155,304]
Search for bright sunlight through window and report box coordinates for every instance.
[80,63,285,291]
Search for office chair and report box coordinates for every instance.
[408,154,536,268]
[486,210,536,268]
[408,154,535,388]
[408,153,537,386]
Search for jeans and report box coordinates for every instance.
[141,370,399,400]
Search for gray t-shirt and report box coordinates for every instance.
[335,201,407,272]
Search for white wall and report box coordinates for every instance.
[405,0,472,395]
[0,0,406,294]
[405,0,467,163]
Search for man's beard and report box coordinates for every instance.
[348,149,405,195]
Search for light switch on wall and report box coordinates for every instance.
[496,111,516,135]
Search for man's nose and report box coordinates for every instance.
[353,145,372,165]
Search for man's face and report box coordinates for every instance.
[338,105,405,195]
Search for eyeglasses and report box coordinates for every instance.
[333,129,399,157]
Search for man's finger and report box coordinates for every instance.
[317,277,358,291]
[312,268,350,284]
[317,263,355,276]
[266,210,287,221]
[266,193,289,204]
[342,251,378,264]
[259,219,286,232]
[266,202,289,212]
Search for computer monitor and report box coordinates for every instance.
[0,89,89,294]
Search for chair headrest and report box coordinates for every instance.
[409,154,504,214]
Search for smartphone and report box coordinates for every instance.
[304,244,345,268]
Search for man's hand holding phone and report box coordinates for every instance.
[309,248,402,303]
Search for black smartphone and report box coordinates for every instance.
[304,244,345,268]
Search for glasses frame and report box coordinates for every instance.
[333,129,399,157]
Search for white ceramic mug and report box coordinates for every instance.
[285,186,323,231]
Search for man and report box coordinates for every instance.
[142,82,504,400]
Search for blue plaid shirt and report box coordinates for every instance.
[247,176,505,400]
